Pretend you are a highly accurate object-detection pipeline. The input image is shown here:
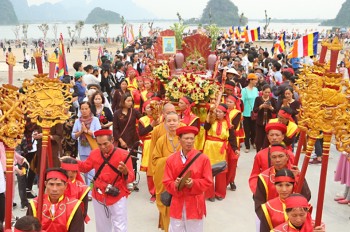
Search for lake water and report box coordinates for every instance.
[0,20,332,40]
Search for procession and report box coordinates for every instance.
[1,0,350,231]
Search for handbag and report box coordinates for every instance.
[212,161,227,177]
[160,152,202,207]
[251,110,258,121]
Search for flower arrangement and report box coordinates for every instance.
[153,61,170,83]
[165,73,218,104]
[183,50,207,73]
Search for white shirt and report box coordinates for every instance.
[83,74,100,86]
[180,150,187,164]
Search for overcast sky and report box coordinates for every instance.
[27,0,345,19]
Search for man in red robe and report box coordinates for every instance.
[27,168,84,232]
[249,122,295,193]
[252,145,311,211]
[76,129,135,232]
[163,126,213,232]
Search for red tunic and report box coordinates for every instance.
[249,148,295,193]
[29,195,83,232]
[78,147,135,206]
[258,197,288,232]
[272,214,315,232]
[131,89,142,111]
[65,179,90,222]
[163,149,213,220]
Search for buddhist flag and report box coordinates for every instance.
[244,27,260,42]
[97,46,103,66]
[272,32,286,54]
[289,32,319,58]
[229,26,234,35]
[57,33,68,78]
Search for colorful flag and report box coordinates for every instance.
[272,32,286,54]
[57,33,68,78]
[289,32,319,58]
[97,46,103,66]
[229,26,234,35]
[138,24,143,38]
[244,27,260,42]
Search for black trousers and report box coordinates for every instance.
[0,192,4,223]
[243,116,256,149]
[25,152,36,191]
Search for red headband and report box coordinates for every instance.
[46,171,68,182]
[275,176,295,183]
[144,78,152,83]
[151,97,161,101]
[285,195,309,209]
[270,145,287,154]
[217,105,227,113]
[227,95,237,102]
[176,126,199,136]
[278,109,293,122]
[180,97,191,105]
[225,84,235,90]
[94,129,113,137]
[61,163,79,171]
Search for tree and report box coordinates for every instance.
[67,26,75,40]
[22,24,28,40]
[12,25,20,41]
[92,24,102,38]
[100,23,109,39]
[38,23,49,40]
[52,23,58,40]
[198,0,247,26]
[321,0,350,26]
[75,20,84,39]
[263,10,271,35]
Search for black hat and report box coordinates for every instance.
[83,64,93,72]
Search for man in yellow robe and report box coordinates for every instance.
[152,112,181,232]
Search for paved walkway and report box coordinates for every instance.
[11,144,350,231]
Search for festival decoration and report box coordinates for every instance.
[0,84,26,230]
[153,61,171,84]
[48,52,58,79]
[294,36,349,227]
[165,72,217,104]
[22,74,72,222]
[34,49,43,74]
[6,51,16,85]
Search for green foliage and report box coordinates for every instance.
[85,7,121,24]
[170,22,187,50]
[321,0,350,26]
[199,0,247,26]
[206,24,220,51]
[0,0,18,25]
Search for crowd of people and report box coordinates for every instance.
[3,32,350,232]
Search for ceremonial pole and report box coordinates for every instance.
[0,85,26,230]
[34,49,43,74]
[4,147,14,230]
[293,129,306,165]
[48,53,58,79]
[24,74,72,222]
[6,52,16,85]
[315,132,332,226]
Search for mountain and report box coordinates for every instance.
[85,7,121,24]
[10,0,155,22]
[321,0,350,26]
[0,0,19,25]
[186,0,247,26]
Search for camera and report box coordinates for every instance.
[105,184,120,197]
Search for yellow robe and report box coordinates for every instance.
[203,120,229,165]
[269,118,299,138]
[147,122,167,177]
[139,116,152,172]
[126,77,138,91]
[152,133,181,232]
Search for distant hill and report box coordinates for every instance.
[186,0,247,26]
[321,0,350,26]
[0,0,18,25]
[10,0,155,22]
[85,7,121,24]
